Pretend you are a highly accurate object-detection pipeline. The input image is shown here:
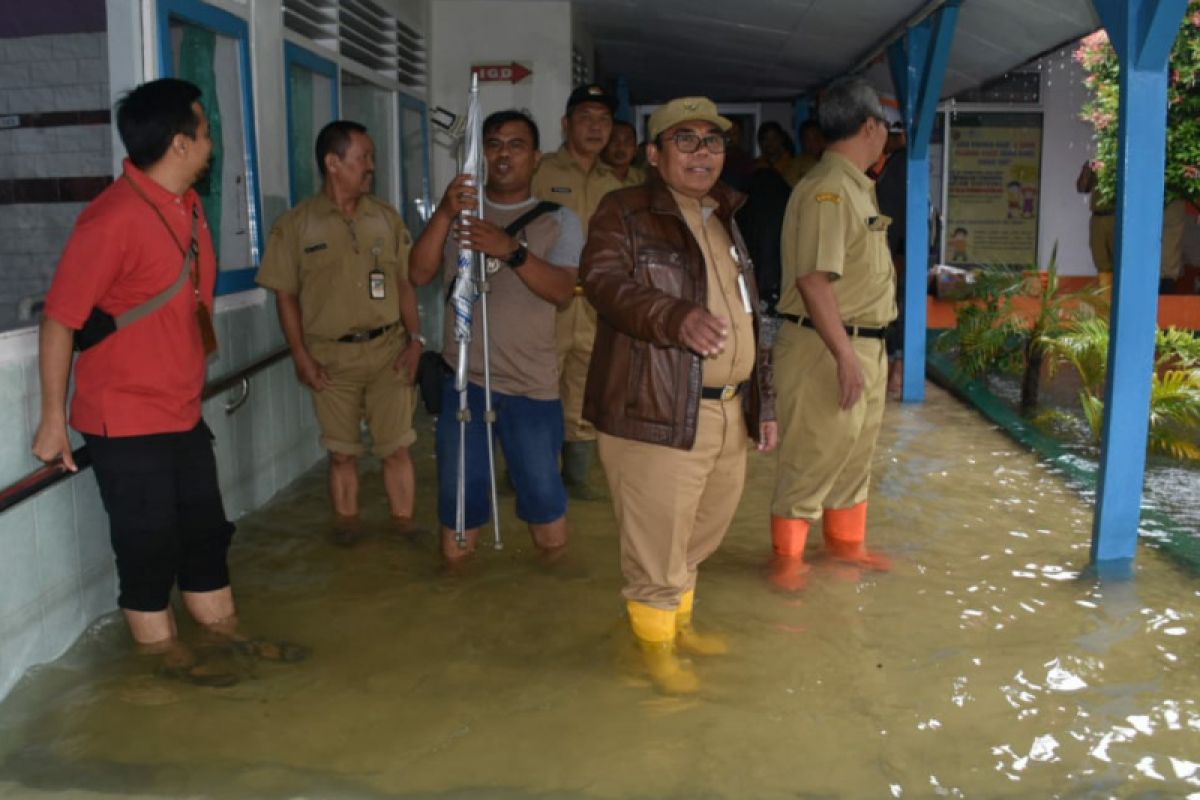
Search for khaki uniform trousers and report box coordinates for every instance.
[598,399,748,609]
[1161,199,1187,280]
[771,322,887,520]
[1090,200,1186,278]
[306,326,418,458]
[1089,213,1115,274]
[557,295,598,442]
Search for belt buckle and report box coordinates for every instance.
[720,384,736,401]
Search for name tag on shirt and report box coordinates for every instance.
[303,242,328,254]
[550,187,572,194]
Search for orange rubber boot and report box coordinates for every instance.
[769,516,811,592]
[822,502,891,571]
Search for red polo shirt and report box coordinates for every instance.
[44,160,217,437]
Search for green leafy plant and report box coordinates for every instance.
[1041,319,1200,460]
[1076,4,1200,208]
[938,246,1107,416]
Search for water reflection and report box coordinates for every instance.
[0,385,1198,798]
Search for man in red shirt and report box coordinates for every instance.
[31,79,295,685]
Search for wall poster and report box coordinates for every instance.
[944,112,1043,267]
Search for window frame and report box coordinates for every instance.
[283,41,340,207]
[396,92,432,233]
[156,0,264,295]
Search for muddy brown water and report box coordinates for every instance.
[1,384,1198,799]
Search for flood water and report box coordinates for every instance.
[1,384,1198,799]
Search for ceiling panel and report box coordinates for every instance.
[574,0,1101,103]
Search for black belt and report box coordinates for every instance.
[337,322,397,343]
[701,381,748,401]
[780,313,886,340]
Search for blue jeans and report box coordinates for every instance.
[436,378,567,529]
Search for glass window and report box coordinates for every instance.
[159,0,263,294]
[398,97,431,233]
[284,43,337,204]
[0,1,114,333]
[398,95,440,349]
[340,73,394,205]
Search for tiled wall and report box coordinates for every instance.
[0,32,113,332]
[0,294,323,701]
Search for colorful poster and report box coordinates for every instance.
[945,112,1043,267]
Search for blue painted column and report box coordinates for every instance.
[1090,0,1188,570]
[887,1,960,403]
[614,76,632,124]
[792,93,812,153]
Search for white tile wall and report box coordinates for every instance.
[0,32,112,333]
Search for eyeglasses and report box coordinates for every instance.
[666,131,728,154]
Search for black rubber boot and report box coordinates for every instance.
[562,441,602,501]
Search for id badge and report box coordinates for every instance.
[737,273,753,315]
[369,268,386,300]
[195,300,218,357]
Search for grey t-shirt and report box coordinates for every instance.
[441,197,582,399]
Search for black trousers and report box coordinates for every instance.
[84,421,235,612]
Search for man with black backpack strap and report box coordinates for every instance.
[32,79,303,686]
[410,110,583,564]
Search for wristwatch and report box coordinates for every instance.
[412,333,426,347]
[504,243,528,269]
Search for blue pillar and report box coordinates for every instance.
[1090,0,1188,570]
[792,93,812,153]
[614,76,632,124]
[887,1,960,403]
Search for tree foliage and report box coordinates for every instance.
[1075,3,1200,207]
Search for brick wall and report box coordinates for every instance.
[0,32,112,332]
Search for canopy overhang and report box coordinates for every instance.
[577,0,1101,102]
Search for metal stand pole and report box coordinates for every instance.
[476,248,503,550]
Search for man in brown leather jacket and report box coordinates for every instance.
[581,97,777,695]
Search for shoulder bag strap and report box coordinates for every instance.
[444,200,564,301]
[114,175,201,329]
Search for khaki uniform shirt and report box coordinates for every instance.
[672,190,756,389]
[257,193,413,343]
[615,164,647,188]
[779,151,898,327]
[532,147,624,234]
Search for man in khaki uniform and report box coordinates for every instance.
[1077,160,1188,291]
[601,120,646,187]
[258,120,422,543]
[532,84,623,499]
[770,78,896,590]
[583,97,777,694]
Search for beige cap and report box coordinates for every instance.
[647,96,731,141]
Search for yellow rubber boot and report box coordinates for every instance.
[627,600,700,695]
[675,590,728,656]
[823,502,891,571]
[769,515,811,592]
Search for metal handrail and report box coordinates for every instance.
[0,345,292,515]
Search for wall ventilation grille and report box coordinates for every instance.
[282,0,426,89]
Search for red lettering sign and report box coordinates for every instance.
[471,62,533,84]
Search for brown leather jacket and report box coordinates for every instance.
[581,173,775,451]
